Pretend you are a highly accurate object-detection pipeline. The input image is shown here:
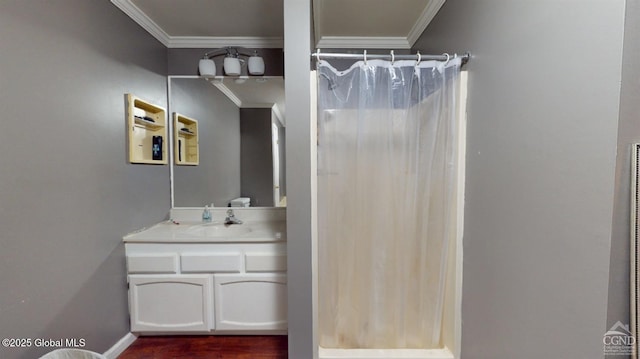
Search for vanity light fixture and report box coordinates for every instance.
[198,47,265,77]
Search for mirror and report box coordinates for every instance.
[168,76,286,208]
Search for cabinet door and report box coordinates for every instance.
[213,274,287,331]
[129,275,212,332]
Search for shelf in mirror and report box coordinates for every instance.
[174,112,199,166]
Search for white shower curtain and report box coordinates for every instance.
[317,57,461,349]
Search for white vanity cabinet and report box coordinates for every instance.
[129,275,213,332]
[214,273,287,331]
[124,242,286,335]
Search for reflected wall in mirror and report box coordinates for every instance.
[169,76,286,208]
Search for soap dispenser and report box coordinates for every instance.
[202,205,212,223]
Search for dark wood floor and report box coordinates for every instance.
[117,335,288,359]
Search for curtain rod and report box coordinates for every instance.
[311,50,470,65]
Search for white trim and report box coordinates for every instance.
[406,0,446,46]
[632,143,640,359]
[103,332,138,359]
[208,76,284,109]
[111,0,170,47]
[318,347,454,359]
[212,82,243,107]
[316,36,411,49]
[168,78,175,208]
[272,104,285,127]
[111,0,283,48]
[166,36,284,49]
[310,69,320,359]
[453,71,468,359]
[241,102,278,108]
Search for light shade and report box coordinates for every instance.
[248,55,265,75]
[224,57,242,76]
[198,58,216,77]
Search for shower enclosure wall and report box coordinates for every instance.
[314,62,467,359]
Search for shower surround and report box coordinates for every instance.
[316,57,466,358]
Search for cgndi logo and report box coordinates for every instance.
[603,321,635,356]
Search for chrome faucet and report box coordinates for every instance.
[224,209,243,225]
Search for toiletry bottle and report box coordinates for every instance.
[202,205,212,223]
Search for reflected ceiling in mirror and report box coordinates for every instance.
[169,76,286,209]
[210,76,285,125]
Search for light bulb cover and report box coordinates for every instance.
[224,57,242,76]
[198,58,216,77]
[248,55,265,75]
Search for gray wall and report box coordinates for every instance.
[608,0,640,350]
[0,1,169,358]
[240,108,274,207]
[171,78,241,207]
[413,1,624,358]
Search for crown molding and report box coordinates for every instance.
[241,102,279,108]
[406,0,446,46]
[316,36,411,49]
[210,82,242,107]
[111,0,283,48]
[166,36,283,49]
[111,0,171,46]
[272,104,285,127]
[113,0,438,50]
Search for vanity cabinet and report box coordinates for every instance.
[214,274,287,331]
[125,242,286,335]
[129,275,212,332]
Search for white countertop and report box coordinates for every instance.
[123,220,287,243]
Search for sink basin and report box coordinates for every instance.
[184,223,252,237]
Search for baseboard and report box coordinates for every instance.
[103,332,138,359]
[318,346,454,359]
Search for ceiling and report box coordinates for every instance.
[211,77,286,125]
[111,0,445,49]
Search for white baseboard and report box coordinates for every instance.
[103,332,138,359]
[319,347,454,359]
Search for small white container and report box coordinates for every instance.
[133,107,146,118]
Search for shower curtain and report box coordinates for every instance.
[317,57,461,349]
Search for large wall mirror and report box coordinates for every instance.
[168,75,286,208]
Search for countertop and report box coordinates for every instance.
[123,220,287,243]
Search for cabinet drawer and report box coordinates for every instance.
[127,254,178,273]
[181,253,242,273]
[245,253,287,272]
